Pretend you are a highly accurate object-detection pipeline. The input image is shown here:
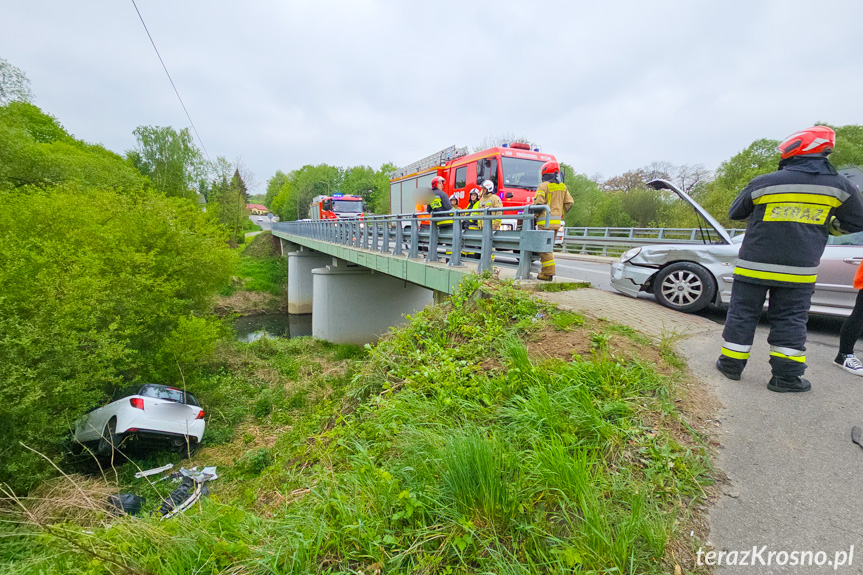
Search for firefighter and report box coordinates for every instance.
[477,179,503,230]
[427,176,454,227]
[464,188,481,231]
[532,161,574,281]
[715,126,863,393]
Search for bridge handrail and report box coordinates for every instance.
[557,226,745,256]
[272,205,555,280]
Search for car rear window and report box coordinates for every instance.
[138,384,200,406]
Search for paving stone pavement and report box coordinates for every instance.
[537,287,719,340]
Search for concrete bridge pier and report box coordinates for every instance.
[312,260,433,344]
[287,249,333,314]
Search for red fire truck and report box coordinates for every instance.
[309,194,366,220]
[389,143,559,229]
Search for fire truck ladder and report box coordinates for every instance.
[390,145,469,179]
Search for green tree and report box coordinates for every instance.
[0,102,147,192]
[265,170,290,207]
[0,57,33,105]
[0,184,234,492]
[208,168,250,246]
[126,125,206,198]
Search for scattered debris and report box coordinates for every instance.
[157,467,218,520]
[107,493,145,516]
[134,463,174,479]
[852,426,863,450]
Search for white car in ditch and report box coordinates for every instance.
[73,384,205,455]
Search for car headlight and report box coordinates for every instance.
[619,247,642,263]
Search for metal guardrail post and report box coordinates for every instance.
[380,218,390,253]
[371,219,379,251]
[516,211,534,279]
[427,218,440,263]
[477,209,493,273]
[362,219,369,249]
[393,216,403,256]
[409,216,419,259]
[448,217,463,267]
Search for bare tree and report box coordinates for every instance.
[472,132,537,152]
[0,57,34,105]
[676,163,712,193]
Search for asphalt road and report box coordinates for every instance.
[552,256,847,345]
[555,258,860,573]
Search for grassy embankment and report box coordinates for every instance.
[1,274,715,574]
[215,231,288,315]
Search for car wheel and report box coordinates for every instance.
[97,419,120,456]
[653,262,717,313]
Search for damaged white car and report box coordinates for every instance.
[610,177,863,316]
[73,384,206,455]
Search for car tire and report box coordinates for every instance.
[97,419,120,456]
[653,262,717,313]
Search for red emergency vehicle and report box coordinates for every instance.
[389,143,558,228]
[309,194,366,220]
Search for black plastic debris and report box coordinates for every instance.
[852,426,863,450]
[107,493,145,516]
[157,477,195,516]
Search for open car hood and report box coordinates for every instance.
[647,179,734,245]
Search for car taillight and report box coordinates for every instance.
[195,409,205,420]
[130,397,144,410]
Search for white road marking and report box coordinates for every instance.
[555,263,610,275]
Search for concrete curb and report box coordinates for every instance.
[553,252,617,264]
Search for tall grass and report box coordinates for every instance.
[1,275,713,574]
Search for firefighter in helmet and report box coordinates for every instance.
[532,161,574,280]
[426,175,454,227]
[716,126,863,392]
[477,179,503,230]
[464,188,481,231]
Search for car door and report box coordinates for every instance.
[812,237,863,313]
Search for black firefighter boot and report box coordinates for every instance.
[767,375,811,393]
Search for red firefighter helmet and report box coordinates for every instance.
[777,126,835,159]
[540,161,560,176]
[431,176,445,189]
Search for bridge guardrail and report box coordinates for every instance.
[556,226,746,257]
[272,205,555,280]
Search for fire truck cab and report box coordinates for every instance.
[309,194,366,220]
[389,143,558,229]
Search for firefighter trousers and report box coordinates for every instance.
[537,225,559,278]
[717,279,814,378]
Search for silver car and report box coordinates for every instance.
[610,178,863,317]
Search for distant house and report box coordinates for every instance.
[246,203,268,215]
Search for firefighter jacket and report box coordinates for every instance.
[427,189,454,225]
[729,156,863,287]
[477,193,503,229]
[533,182,574,228]
[465,198,480,229]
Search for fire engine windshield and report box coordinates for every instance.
[332,200,364,214]
[501,157,544,190]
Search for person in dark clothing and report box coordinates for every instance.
[464,188,480,231]
[427,176,453,228]
[716,126,863,393]
[835,262,863,375]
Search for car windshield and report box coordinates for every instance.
[138,384,199,406]
[501,157,544,190]
[333,200,363,213]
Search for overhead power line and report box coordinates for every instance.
[130,0,212,163]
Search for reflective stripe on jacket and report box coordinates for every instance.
[477,194,502,230]
[533,182,574,227]
[427,189,454,225]
[729,156,863,287]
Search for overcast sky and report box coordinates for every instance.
[3,1,862,191]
